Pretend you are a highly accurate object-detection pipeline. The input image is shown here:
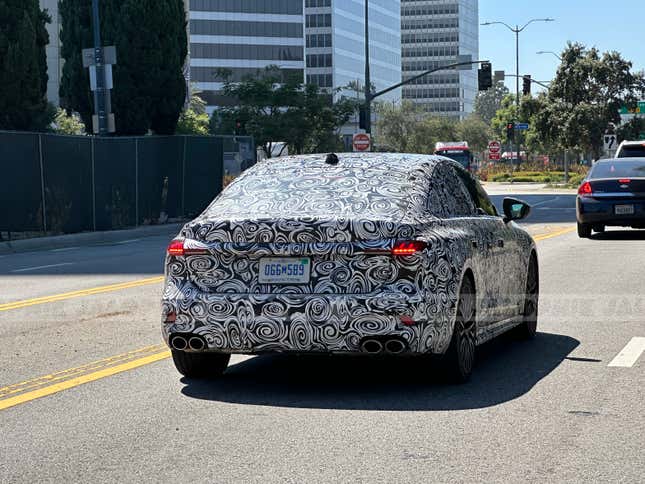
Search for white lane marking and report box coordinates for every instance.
[531,196,559,207]
[115,239,142,244]
[50,246,80,252]
[608,337,645,367]
[11,262,75,273]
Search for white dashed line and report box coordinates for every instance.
[115,239,142,245]
[50,247,80,252]
[11,262,75,273]
[608,337,645,368]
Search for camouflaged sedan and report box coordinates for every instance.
[161,153,538,382]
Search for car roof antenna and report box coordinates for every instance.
[325,153,339,165]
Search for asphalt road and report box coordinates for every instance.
[1,191,643,483]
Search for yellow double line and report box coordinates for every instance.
[0,225,576,412]
[0,276,164,312]
[0,345,170,411]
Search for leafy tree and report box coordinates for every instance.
[0,0,53,131]
[474,80,510,125]
[176,85,209,135]
[376,103,492,154]
[617,117,645,142]
[52,108,86,135]
[533,43,645,158]
[211,67,356,157]
[375,101,423,152]
[59,0,187,135]
[456,115,493,153]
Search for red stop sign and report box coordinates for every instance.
[353,133,371,152]
[488,141,501,154]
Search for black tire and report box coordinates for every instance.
[577,222,592,238]
[171,350,230,379]
[442,276,477,383]
[593,225,605,234]
[514,255,539,339]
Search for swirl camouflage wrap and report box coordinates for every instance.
[161,153,536,356]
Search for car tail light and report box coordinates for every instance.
[618,179,631,184]
[578,181,593,197]
[392,240,427,256]
[166,240,209,256]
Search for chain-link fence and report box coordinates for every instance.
[0,131,255,237]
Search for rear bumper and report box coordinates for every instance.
[161,280,456,355]
[577,198,645,226]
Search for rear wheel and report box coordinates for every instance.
[577,222,592,238]
[514,255,539,339]
[442,277,476,383]
[171,350,230,379]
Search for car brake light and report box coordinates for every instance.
[392,240,427,256]
[618,179,631,184]
[578,182,593,197]
[166,240,209,256]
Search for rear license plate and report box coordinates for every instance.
[615,204,634,215]
[259,258,311,284]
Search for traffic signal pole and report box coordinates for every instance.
[91,0,108,136]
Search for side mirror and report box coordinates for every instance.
[503,197,531,222]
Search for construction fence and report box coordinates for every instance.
[0,131,255,236]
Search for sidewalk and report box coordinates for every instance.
[0,223,184,255]
[482,182,578,195]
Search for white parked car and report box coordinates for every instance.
[616,140,645,158]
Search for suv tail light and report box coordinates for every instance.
[166,240,209,256]
[392,240,427,256]
[578,181,593,197]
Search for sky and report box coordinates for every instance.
[479,0,645,94]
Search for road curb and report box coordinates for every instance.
[0,223,184,255]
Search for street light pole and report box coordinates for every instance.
[536,51,563,61]
[91,0,108,136]
[481,18,554,167]
[364,0,371,136]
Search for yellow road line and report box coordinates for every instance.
[0,344,166,398]
[533,226,576,241]
[0,276,164,312]
[0,349,170,411]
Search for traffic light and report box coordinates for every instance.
[506,122,515,141]
[359,105,367,130]
[523,75,532,96]
[478,62,492,91]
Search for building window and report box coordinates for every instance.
[306,33,332,48]
[306,53,332,68]
[305,14,331,28]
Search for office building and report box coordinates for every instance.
[40,0,62,106]
[305,0,402,147]
[189,0,305,114]
[401,0,479,117]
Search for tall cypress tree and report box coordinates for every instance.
[59,0,187,135]
[0,0,52,131]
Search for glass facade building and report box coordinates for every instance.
[189,0,305,113]
[305,0,402,145]
[401,0,478,117]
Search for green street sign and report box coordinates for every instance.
[620,101,645,114]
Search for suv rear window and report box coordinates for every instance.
[617,145,645,158]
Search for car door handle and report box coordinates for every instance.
[471,240,478,249]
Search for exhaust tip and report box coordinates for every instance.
[361,339,384,354]
[188,336,206,351]
[171,336,188,351]
[385,339,406,355]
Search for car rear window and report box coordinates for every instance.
[590,160,645,179]
[617,145,645,157]
[213,164,416,220]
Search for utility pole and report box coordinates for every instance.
[364,0,371,135]
[515,27,520,167]
[91,0,108,136]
